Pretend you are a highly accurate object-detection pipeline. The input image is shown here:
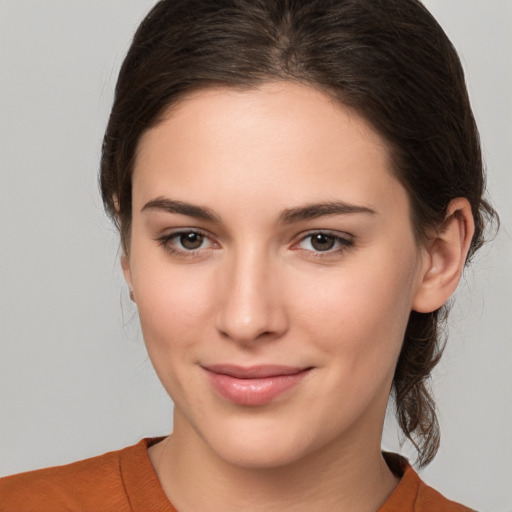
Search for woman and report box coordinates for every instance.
[0,0,499,510]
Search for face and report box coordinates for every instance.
[125,81,429,469]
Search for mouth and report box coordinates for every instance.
[202,364,313,406]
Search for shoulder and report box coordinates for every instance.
[0,439,153,512]
[415,479,477,512]
[381,453,477,512]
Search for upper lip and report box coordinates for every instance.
[203,364,310,379]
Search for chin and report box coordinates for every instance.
[214,438,308,470]
[196,414,335,470]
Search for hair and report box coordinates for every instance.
[100,0,497,467]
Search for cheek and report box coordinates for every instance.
[288,250,419,365]
[133,265,217,403]
[131,258,216,354]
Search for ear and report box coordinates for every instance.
[113,194,135,301]
[412,198,475,313]
[121,253,135,302]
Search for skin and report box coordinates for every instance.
[122,81,474,511]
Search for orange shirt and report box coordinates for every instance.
[0,438,474,511]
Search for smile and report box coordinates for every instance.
[202,365,312,406]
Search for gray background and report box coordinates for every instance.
[0,1,511,510]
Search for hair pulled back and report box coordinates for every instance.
[100,0,496,467]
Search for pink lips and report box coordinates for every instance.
[203,364,312,406]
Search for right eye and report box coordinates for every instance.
[157,229,217,258]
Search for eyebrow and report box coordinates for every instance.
[142,197,221,222]
[278,201,376,223]
[141,197,376,224]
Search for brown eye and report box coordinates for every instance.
[310,233,336,251]
[180,232,205,250]
[157,229,216,258]
[296,231,353,256]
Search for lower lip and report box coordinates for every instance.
[204,369,311,406]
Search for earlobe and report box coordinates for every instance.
[412,198,475,313]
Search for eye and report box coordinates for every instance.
[177,232,207,250]
[296,231,353,255]
[157,229,216,258]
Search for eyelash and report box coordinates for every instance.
[156,229,216,259]
[297,231,353,259]
[156,229,353,260]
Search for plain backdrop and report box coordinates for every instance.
[0,1,511,510]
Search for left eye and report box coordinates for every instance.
[175,232,208,250]
[297,232,351,252]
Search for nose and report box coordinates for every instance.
[215,248,289,344]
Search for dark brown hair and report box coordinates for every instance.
[100,0,497,467]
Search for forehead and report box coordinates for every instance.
[132,81,408,222]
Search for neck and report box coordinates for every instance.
[149,417,400,512]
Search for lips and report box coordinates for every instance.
[202,364,312,406]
